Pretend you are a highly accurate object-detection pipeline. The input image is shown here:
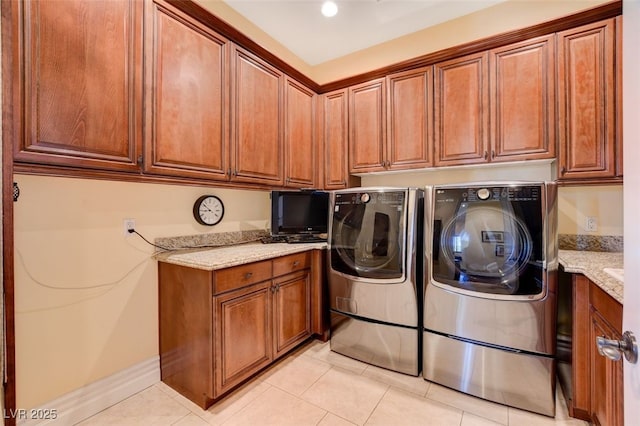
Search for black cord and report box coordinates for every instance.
[130,229,173,251]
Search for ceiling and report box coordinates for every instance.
[223,0,509,66]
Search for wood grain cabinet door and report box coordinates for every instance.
[489,35,556,162]
[284,78,316,187]
[386,67,434,170]
[231,47,284,185]
[144,1,230,180]
[557,19,617,181]
[214,281,272,397]
[272,271,311,358]
[349,78,387,173]
[434,52,489,166]
[322,89,351,189]
[13,0,143,171]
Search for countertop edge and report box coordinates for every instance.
[155,242,327,271]
[558,249,623,304]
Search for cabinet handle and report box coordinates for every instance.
[560,166,567,175]
[483,151,488,160]
[293,261,300,267]
[491,150,495,159]
[244,272,253,280]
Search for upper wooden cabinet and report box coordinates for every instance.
[557,18,620,183]
[435,36,556,167]
[321,89,353,189]
[10,0,143,172]
[386,67,434,170]
[348,78,387,173]
[284,78,316,188]
[434,52,489,166]
[144,0,230,181]
[231,47,284,186]
[490,35,556,162]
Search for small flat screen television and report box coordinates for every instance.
[270,190,329,237]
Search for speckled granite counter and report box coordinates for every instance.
[155,242,327,271]
[559,249,624,304]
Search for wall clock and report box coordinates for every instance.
[193,195,224,226]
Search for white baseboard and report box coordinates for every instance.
[17,357,160,426]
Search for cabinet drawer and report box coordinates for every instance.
[214,260,272,294]
[273,252,311,277]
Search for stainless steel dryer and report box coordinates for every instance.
[423,182,558,416]
[328,188,423,375]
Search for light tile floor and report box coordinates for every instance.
[79,340,589,426]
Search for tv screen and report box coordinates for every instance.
[270,191,329,236]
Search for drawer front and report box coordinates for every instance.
[214,260,272,294]
[273,251,311,277]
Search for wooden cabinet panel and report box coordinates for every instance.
[273,271,311,357]
[14,0,142,171]
[273,252,311,277]
[349,78,386,173]
[214,260,272,294]
[158,262,214,408]
[159,249,325,408]
[558,19,617,181]
[434,52,489,166]
[490,35,556,161]
[615,16,623,179]
[214,281,272,397]
[322,89,353,189]
[386,67,433,170]
[284,78,316,187]
[144,1,229,180]
[231,47,284,185]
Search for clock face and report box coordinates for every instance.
[193,195,224,226]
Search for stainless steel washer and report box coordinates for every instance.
[423,182,558,416]
[328,188,423,375]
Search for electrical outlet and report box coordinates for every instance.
[123,218,136,236]
[586,216,598,232]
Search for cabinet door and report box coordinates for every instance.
[231,47,284,185]
[144,1,230,180]
[284,78,316,187]
[434,52,489,166]
[14,0,142,171]
[214,281,272,397]
[490,35,556,162]
[590,310,624,426]
[349,78,387,173]
[558,19,616,181]
[322,89,351,189]
[386,67,433,170]
[272,271,311,358]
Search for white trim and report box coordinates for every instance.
[17,357,160,426]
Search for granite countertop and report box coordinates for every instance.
[558,249,624,304]
[155,241,327,271]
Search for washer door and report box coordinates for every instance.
[431,186,545,297]
[330,191,406,280]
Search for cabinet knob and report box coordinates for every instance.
[560,166,567,175]
[491,150,495,159]
[244,272,253,280]
[483,151,488,160]
[596,331,638,364]
[293,261,300,267]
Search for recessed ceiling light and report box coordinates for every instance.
[321,1,338,18]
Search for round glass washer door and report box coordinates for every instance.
[333,207,401,274]
[439,202,532,287]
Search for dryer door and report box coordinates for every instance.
[431,185,545,297]
[330,190,407,280]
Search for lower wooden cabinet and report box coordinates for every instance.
[560,272,623,425]
[159,250,324,409]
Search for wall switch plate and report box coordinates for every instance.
[123,219,136,236]
[586,216,598,232]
